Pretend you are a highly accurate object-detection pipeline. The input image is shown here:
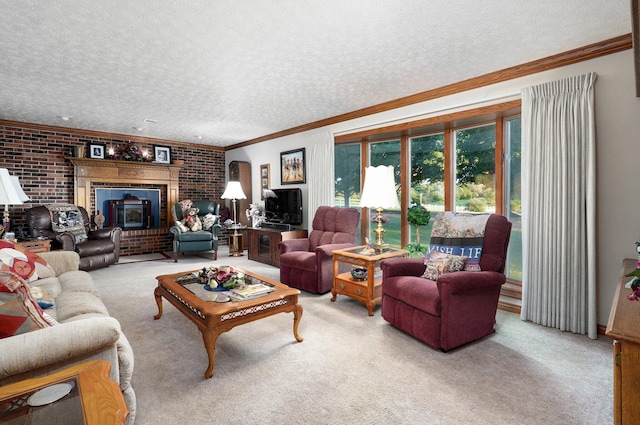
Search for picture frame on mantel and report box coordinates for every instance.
[88,143,105,159]
[280,148,306,185]
[154,145,171,164]
[260,164,270,199]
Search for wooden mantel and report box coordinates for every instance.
[68,157,183,225]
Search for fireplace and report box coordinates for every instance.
[96,188,161,228]
[109,199,152,229]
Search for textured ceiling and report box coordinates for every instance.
[0,0,632,147]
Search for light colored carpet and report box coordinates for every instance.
[91,247,613,425]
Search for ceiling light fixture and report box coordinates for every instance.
[57,115,71,121]
[132,127,143,132]
[142,118,158,123]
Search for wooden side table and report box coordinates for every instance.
[0,360,128,425]
[331,245,408,316]
[15,239,51,253]
[228,232,244,257]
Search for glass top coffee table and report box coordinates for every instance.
[154,267,303,379]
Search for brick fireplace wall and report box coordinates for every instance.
[0,120,226,256]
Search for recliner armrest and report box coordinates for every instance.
[55,232,77,250]
[88,227,119,241]
[279,238,310,254]
[170,225,184,237]
[436,270,506,294]
[381,257,425,278]
[316,243,356,257]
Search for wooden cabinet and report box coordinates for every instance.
[606,258,640,425]
[247,228,307,267]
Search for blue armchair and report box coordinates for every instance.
[170,200,222,262]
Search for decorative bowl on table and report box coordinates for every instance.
[351,267,368,281]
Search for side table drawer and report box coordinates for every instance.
[335,276,368,298]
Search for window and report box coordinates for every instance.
[409,133,445,242]
[334,101,522,282]
[454,124,496,213]
[504,117,522,280]
[334,143,362,242]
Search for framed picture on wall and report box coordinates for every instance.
[280,148,306,184]
[88,143,105,159]
[154,145,171,164]
[260,164,270,199]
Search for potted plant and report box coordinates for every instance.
[404,205,431,257]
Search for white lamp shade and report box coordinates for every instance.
[359,165,400,209]
[0,168,26,205]
[221,181,247,200]
[11,176,29,202]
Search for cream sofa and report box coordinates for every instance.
[0,251,136,424]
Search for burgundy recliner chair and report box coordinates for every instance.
[380,214,512,351]
[279,206,360,294]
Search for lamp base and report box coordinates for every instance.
[372,242,389,252]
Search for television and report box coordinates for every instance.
[264,188,303,225]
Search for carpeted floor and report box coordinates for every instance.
[90,247,613,425]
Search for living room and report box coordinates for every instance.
[0,2,639,424]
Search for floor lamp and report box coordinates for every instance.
[0,168,29,237]
[221,181,247,235]
[359,165,400,251]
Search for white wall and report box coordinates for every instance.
[226,49,640,327]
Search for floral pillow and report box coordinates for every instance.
[422,251,468,281]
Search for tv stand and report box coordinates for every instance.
[247,227,307,267]
[260,221,292,231]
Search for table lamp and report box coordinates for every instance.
[0,168,29,236]
[221,181,247,235]
[359,165,400,251]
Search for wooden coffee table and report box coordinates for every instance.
[154,268,303,379]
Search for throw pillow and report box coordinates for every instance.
[427,212,490,272]
[422,251,468,281]
[0,240,56,282]
[0,276,55,338]
[201,213,217,231]
[46,203,88,243]
[29,286,55,309]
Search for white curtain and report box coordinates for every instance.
[520,72,598,339]
[308,132,334,224]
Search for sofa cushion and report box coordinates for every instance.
[55,291,109,322]
[422,251,467,280]
[0,278,54,338]
[0,240,56,282]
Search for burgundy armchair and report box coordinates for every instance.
[380,214,512,351]
[279,206,360,294]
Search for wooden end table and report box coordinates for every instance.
[154,268,303,379]
[0,360,128,425]
[15,239,51,253]
[331,245,408,316]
